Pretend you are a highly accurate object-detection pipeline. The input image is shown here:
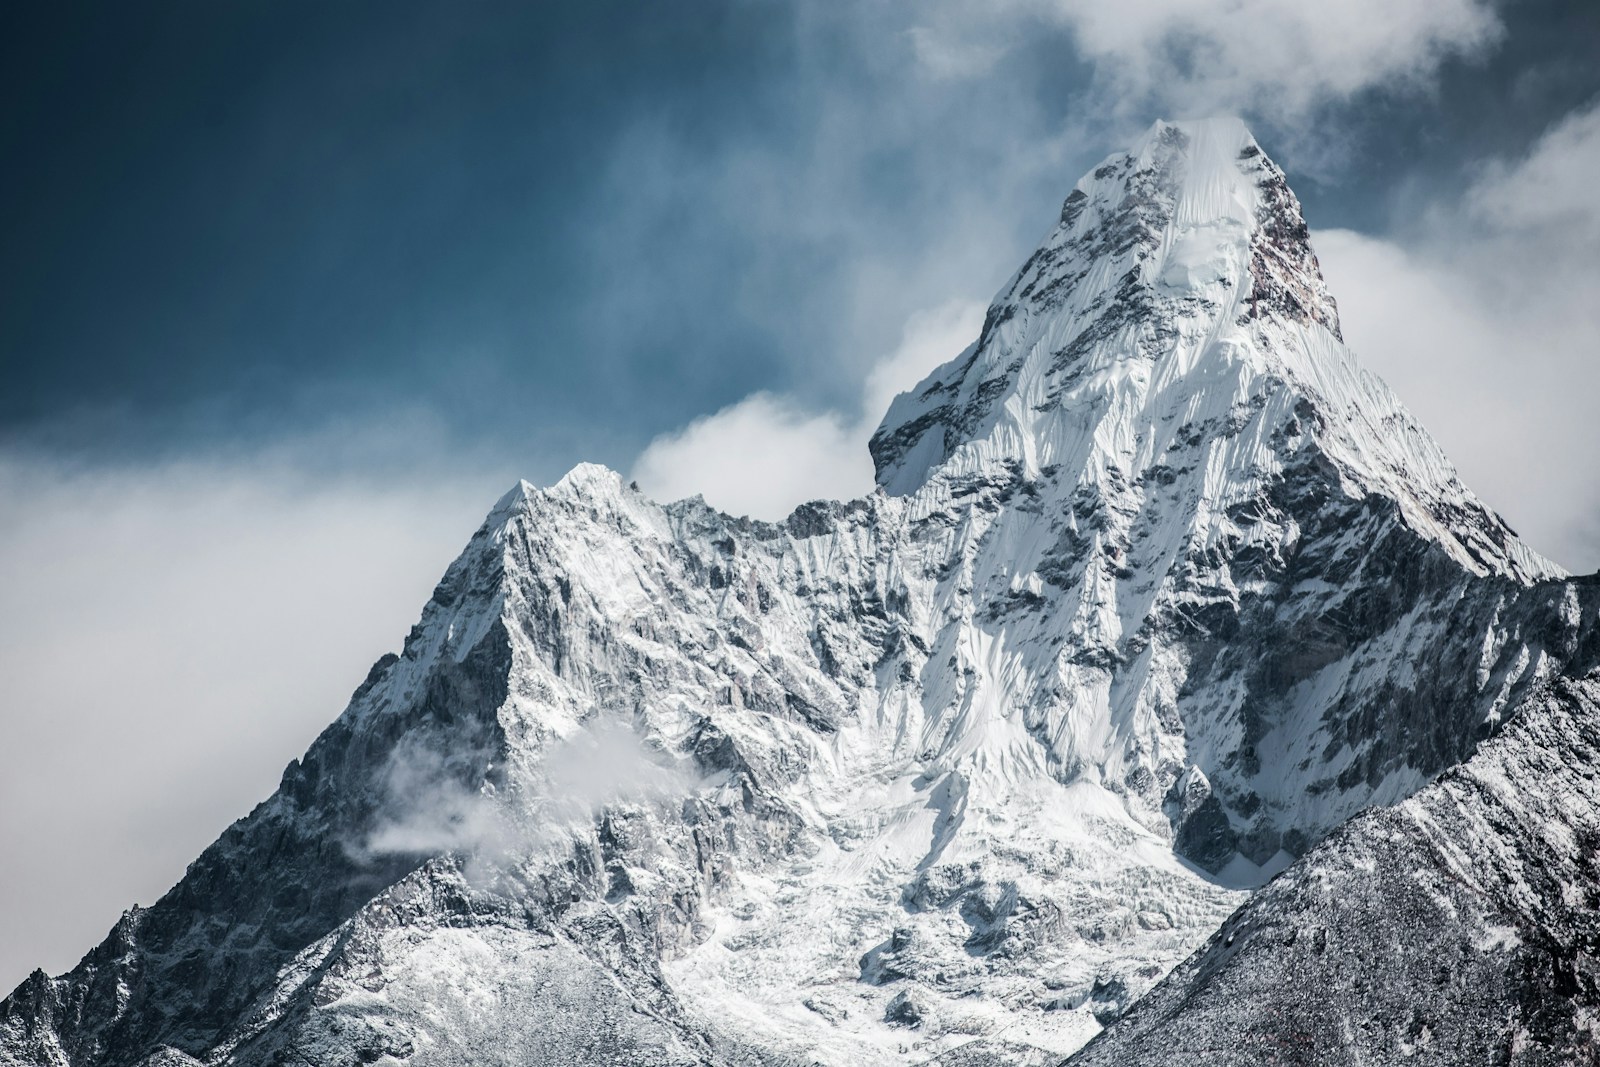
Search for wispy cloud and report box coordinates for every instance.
[362,719,708,885]
[1465,101,1600,240]
[906,0,1501,123]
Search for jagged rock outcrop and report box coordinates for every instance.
[4,118,1597,1066]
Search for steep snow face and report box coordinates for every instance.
[4,119,1597,1067]
[1067,666,1600,1067]
[873,118,1555,582]
[854,116,1571,875]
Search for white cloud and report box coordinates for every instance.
[1315,101,1600,572]
[1072,0,1499,114]
[631,300,984,519]
[910,0,1500,124]
[863,300,987,422]
[906,24,1009,81]
[629,394,869,520]
[1466,101,1600,241]
[361,720,706,890]
[0,448,500,991]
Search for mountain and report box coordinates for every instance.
[1065,664,1600,1067]
[4,117,1597,1067]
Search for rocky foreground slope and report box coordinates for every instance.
[1067,663,1600,1067]
[3,118,1597,1066]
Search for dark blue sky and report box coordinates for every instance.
[3,0,1597,482]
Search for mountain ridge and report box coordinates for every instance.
[4,117,1597,1067]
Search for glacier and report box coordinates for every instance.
[3,117,1597,1067]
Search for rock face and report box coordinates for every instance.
[1065,663,1600,1067]
[3,118,1598,1067]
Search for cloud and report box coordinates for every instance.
[630,394,868,521]
[1315,100,1600,572]
[862,300,988,423]
[0,444,501,992]
[631,300,984,519]
[908,0,1501,125]
[905,24,1010,81]
[1067,0,1500,116]
[362,719,706,887]
[1466,100,1600,241]
[363,743,512,860]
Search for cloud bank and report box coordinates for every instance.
[1317,100,1600,571]
[631,300,983,518]
[0,446,499,990]
[908,0,1501,123]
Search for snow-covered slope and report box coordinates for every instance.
[1066,662,1600,1067]
[3,118,1597,1067]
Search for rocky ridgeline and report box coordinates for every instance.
[1068,663,1600,1066]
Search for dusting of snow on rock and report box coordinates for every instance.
[1068,669,1600,1066]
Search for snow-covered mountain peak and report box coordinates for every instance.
[868,117,1555,582]
[1124,117,1265,226]
[870,117,1338,497]
[550,461,625,497]
[1122,117,1338,328]
[6,118,1594,1067]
